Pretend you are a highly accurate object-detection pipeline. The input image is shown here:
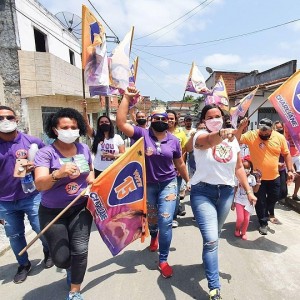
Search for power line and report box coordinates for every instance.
[87,0,119,42]
[138,65,178,100]
[141,0,215,47]
[135,0,211,41]
[134,17,300,48]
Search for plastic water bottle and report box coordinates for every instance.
[20,143,38,193]
[21,173,36,193]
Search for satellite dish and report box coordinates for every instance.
[206,67,213,74]
[55,12,82,40]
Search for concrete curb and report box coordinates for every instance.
[281,197,300,214]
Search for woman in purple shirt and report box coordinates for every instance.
[117,87,189,279]
[34,108,94,300]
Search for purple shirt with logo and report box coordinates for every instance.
[34,143,92,208]
[132,126,181,183]
[0,132,44,201]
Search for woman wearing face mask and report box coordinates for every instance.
[82,101,125,178]
[34,108,94,300]
[190,104,256,300]
[116,87,189,279]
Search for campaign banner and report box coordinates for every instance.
[82,5,109,96]
[185,62,209,94]
[87,138,148,256]
[230,87,258,128]
[268,70,300,152]
[205,76,229,111]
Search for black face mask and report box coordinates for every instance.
[259,134,271,141]
[225,123,232,128]
[136,118,147,126]
[277,129,284,135]
[151,121,169,132]
[100,123,111,132]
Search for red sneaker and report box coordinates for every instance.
[149,236,158,252]
[158,262,173,278]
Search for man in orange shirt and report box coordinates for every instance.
[237,118,294,235]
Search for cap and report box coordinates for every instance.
[258,118,273,131]
[184,115,193,121]
[151,108,168,118]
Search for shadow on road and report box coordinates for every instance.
[85,247,209,299]
[221,221,288,254]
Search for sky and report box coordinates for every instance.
[39,0,300,101]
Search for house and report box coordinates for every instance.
[204,60,297,129]
[0,0,105,141]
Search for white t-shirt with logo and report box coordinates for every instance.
[93,134,124,171]
[234,174,256,206]
[190,130,240,186]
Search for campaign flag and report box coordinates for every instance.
[129,57,139,86]
[230,87,258,128]
[268,70,300,151]
[185,62,209,94]
[82,5,110,96]
[87,138,149,256]
[205,76,229,111]
[109,27,134,93]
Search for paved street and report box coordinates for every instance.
[0,194,299,300]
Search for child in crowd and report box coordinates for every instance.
[231,156,261,240]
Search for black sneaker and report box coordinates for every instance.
[13,262,31,284]
[44,251,54,269]
[259,225,268,235]
[177,203,186,216]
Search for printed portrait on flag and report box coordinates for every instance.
[87,138,148,256]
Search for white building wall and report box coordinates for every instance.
[15,0,82,68]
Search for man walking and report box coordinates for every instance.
[0,106,53,283]
[237,118,294,235]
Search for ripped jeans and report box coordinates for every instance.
[147,178,177,262]
[191,181,234,291]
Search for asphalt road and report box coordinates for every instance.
[0,194,299,300]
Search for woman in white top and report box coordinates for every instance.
[83,103,125,178]
[187,104,257,300]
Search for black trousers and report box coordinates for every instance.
[254,177,281,226]
[39,200,92,284]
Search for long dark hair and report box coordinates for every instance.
[200,104,224,123]
[166,109,178,126]
[91,115,115,154]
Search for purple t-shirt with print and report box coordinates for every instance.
[132,126,181,183]
[0,132,44,202]
[34,143,92,208]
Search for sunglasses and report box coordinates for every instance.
[152,116,168,122]
[0,116,16,121]
[155,141,162,154]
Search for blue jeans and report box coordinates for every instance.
[0,193,49,266]
[190,182,234,291]
[173,176,182,220]
[147,178,177,262]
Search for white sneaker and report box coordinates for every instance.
[172,220,179,228]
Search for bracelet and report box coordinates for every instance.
[51,170,60,182]
[246,190,253,195]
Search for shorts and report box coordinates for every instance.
[292,155,300,172]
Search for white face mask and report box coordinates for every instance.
[56,129,80,144]
[205,118,223,132]
[0,120,17,133]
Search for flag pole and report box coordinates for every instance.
[18,186,91,256]
[248,98,268,118]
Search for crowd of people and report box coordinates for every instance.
[0,85,298,300]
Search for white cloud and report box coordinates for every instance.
[247,55,291,70]
[157,60,170,69]
[203,53,241,67]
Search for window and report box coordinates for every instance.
[41,107,63,131]
[34,28,47,52]
[69,49,75,65]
